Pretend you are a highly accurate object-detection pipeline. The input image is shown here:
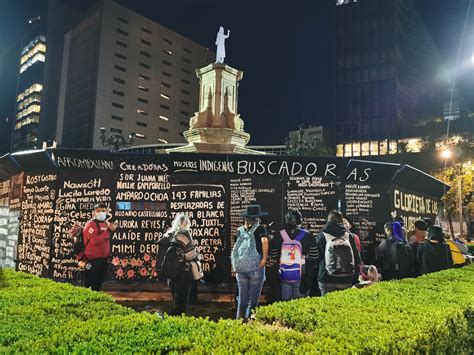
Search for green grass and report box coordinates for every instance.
[1,265,473,353]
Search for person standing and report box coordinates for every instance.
[393,216,408,240]
[408,220,427,277]
[162,213,200,316]
[417,225,453,275]
[269,210,319,301]
[376,221,414,280]
[316,210,361,296]
[231,205,269,320]
[77,203,117,291]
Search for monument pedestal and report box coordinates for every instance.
[167,63,265,155]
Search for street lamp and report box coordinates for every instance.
[441,148,452,159]
[99,127,136,152]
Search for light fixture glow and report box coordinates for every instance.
[441,149,452,159]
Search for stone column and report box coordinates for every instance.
[167,63,264,155]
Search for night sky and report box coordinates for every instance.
[116,0,336,145]
[0,1,470,145]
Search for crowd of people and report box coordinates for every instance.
[74,203,469,320]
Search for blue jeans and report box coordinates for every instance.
[319,282,352,296]
[236,268,265,319]
[281,281,306,301]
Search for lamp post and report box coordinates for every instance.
[99,127,135,152]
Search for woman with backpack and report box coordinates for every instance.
[269,209,318,300]
[231,205,269,320]
[417,225,453,275]
[376,221,414,280]
[161,213,202,316]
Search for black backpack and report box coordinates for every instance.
[155,233,174,276]
[388,239,414,278]
[70,220,102,259]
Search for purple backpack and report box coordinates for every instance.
[279,229,307,282]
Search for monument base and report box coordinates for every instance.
[167,128,266,155]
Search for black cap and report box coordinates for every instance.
[414,220,427,231]
[428,225,445,243]
[240,205,269,218]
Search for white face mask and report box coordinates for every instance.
[95,212,107,221]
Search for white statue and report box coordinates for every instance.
[215,26,230,63]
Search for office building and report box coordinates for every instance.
[334,0,474,158]
[7,0,96,152]
[57,0,215,149]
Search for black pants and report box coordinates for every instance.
[170,270,192,315]
[84,258,108,291]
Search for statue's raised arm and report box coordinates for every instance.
[215,26,230,63]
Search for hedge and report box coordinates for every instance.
[0,265,473,353]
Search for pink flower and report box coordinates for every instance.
[121,259,128,267]
[116,268,124,278]
[112,257,120,266]
[152,271,158,277]
[151,259,157,267]
[136,259,144,267]
[130,258,137,267]
[140,268,148,277]
[144,254,151,262]
[127,269,135,279]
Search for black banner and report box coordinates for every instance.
[7,151,447,284]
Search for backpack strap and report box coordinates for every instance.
[294,229,308,242]
[280,229,291,243]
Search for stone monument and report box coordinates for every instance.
[167,27,264,155]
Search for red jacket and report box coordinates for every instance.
[80,220,111,260]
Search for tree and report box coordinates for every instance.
[284,124,334,157]
[433,162,473,238]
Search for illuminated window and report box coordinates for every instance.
[163,49,173,55]
[20,52,45,73]
[361,142,370,156]
[344,144,352,157]
[389,140,397,155]
[160,93,170,100]
[352,142,361,157]
[336,144,344,157]
[138,85,149,92]
[135,133,146,139]
[20,42,46,65]
[137,109,148,115]
[158,138,168,143]
[370,141,379,155]
[379,140,388,155]
[159,115,170,121]
[139,74,149,81]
